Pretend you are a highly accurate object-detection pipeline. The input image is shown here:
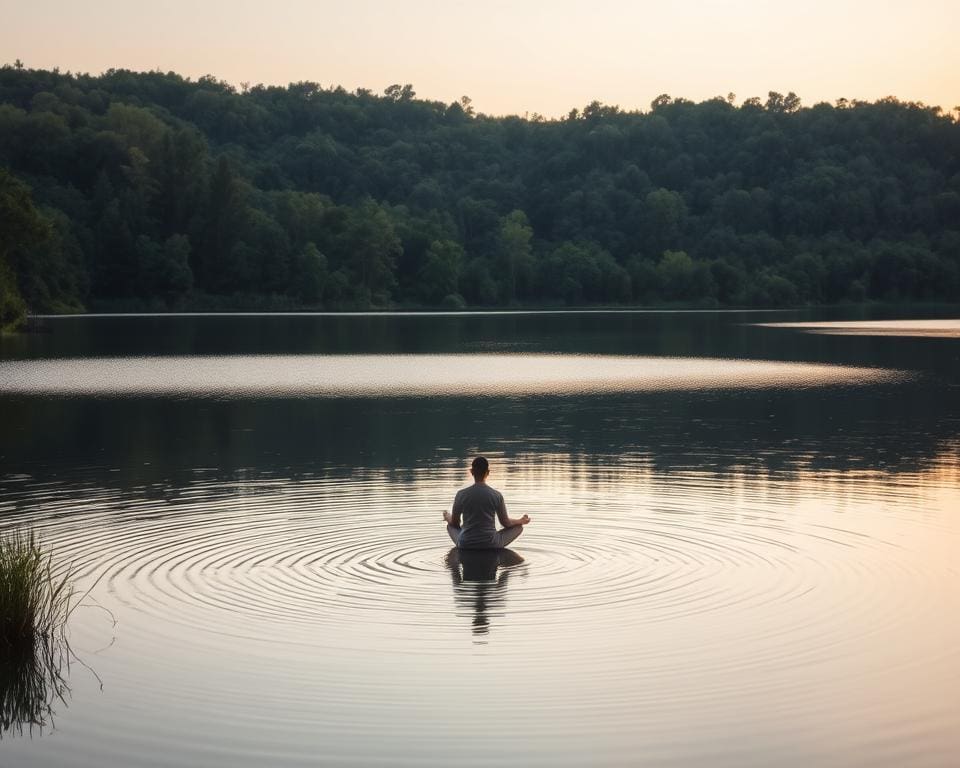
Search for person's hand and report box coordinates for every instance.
[520,514,531,525]
[443,510,452,524]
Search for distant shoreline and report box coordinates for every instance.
[25,299,960,320]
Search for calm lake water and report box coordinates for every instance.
[1,309,958,767]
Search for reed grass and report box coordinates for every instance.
[0,528,75,736]
[0,529,74,652]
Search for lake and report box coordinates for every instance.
[0,308,958,767]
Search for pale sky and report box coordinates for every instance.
[3,0,957,116]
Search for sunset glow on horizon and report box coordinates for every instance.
[3,0,957,117]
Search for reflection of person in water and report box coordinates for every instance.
[443,456,530,548]
[445,547,525,636]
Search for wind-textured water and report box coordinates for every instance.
[0,309,958,767]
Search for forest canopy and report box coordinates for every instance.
[1,64,958,325]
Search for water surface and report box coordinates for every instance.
[0,309,958,767]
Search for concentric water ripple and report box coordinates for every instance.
[1,453,958,767]
[1,462,951,652]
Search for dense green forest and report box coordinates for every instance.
[1,63,959,327]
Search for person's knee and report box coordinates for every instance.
[500,525,523,547]
[446,524,461,545]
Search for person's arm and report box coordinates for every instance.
[496,493,530,528]
[444,492,463,527]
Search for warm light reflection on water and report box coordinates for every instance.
[0,353,907,398]
[1,449,957,766]
[757,319,960,337]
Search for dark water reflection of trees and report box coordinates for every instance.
[0,637,71,739]
[1,382,957,488]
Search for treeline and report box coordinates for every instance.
[1,64,959,327]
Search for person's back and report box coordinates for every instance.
[443,456,530,550]
[453,482,505,549]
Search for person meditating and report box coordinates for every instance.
[443,456,530,549]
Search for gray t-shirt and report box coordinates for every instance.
[452,483,506,548]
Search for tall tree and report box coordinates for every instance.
[200,156,249,293]
[0,168,49,328]
[418,239,464,304]
[496,210,534,303]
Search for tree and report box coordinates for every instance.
[627,255,660,303]
[750,271,798,305]
[656,250,714,302]
[710,258,745,304]
[289,242,328,304]
[200,156,249,292]
[495,210,534,303]
[136,234,193,302]
[106,103,167,158]
[384,84,416,102]
[16,207,87,313]
[783,92,801,112]
[418,239,464,304]
[460,258,498,305]
[0,168,50,328]
[717,189,756,233]
[0,256,25,330]
[457,197,500,259]
[339,202,401,305]
[644,189,687,254]
[93,197,136,297]
[157,128,208,236]
[650,94,672,110]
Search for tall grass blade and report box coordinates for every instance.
[0,528,77,737]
